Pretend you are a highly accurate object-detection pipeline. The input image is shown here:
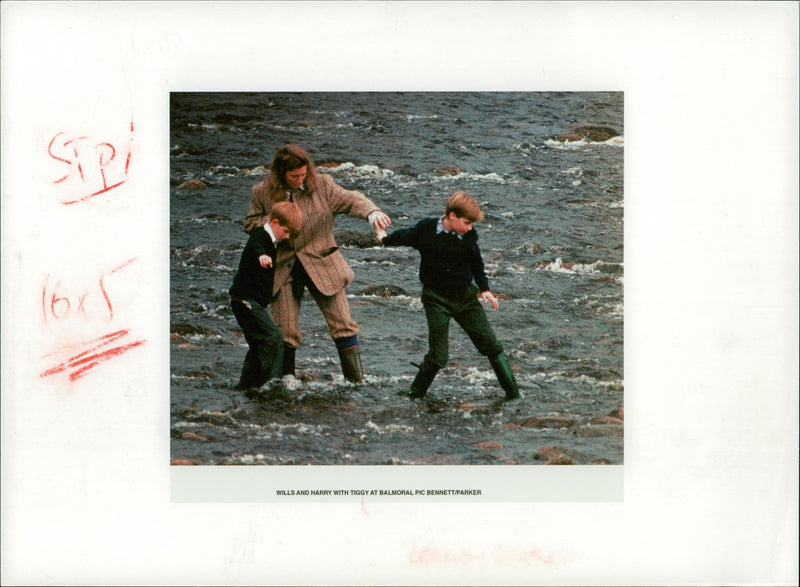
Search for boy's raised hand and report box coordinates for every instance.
[258,254,273,268]
[479,290,499,310]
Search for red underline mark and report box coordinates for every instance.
[40,329,145,382]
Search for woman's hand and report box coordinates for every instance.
[371,211,392,230]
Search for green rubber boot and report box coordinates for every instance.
[408,359,439,399]
[489,352,521,400]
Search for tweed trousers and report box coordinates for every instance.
[271,271,359,348]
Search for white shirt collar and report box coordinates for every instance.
[262,223,278,245]
[436,216,463,239]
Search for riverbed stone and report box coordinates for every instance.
[590,416,624,425]
[334,229,378,248]
[518,415,576,429]
[572,424,624,438]
[546,454,574,465]
[360,284,409,297]
[177,179,208,190]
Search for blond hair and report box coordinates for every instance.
[445,191,484,222]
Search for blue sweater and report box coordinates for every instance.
[382,217,490,294]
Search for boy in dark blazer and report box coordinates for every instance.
[230,201,302,395]
[378,192,520,400]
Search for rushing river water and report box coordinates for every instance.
[170,92,624,466]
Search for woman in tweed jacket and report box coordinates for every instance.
[244,144,391,382]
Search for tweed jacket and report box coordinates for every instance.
[244,173,381,297]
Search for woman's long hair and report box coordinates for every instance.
[266,144,318,202]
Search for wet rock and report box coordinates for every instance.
[390,164,416,176]
[435,166,462,176]
[201,213,231,221]
[572,425,624,438]
[551,125,621,142]
[360,284,408,297]
[523,242,547,254]
[334,229,378,248]
[494,292,513,301]
[535,445,565,460]
[317,161,342,168]
[546,454,574,465]
[177,179,208,190]
[608,407,624,420]
[171,323,214,336]
[592,458,613,465]
[518,415,576,429]
[184,371,214,379]
[590,416,624,426]
[177,343,201,350]
[181,431,208,442]
[554,133,583,142]
[459,402,476,411]
[170,459,197,466]
[476,441,502,451]
[502,422,519,430]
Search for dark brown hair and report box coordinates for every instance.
[266,144,318,201]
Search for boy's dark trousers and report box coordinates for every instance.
[411,284,520,400]
[422,284,503,367]
[231,298,284,389]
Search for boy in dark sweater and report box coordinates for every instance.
[230,201,302,395]
[378,192,520,400]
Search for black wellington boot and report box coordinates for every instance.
[408,360,439,399]
[281,344,296,377]
[234,350,260,391]
[338,345,364,383]
[489,352,521,400]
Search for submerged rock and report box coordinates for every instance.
[572,425,624,438]
[201,213,231,222]
[518,415,576,429]
[550,125,621,142]
[181,431,208,442]
[476,441,502,451]
[177,179,208,190]
[334,229,379,248]
[590,416,624,426]
[170,459,197,466]
[535,445,565,460]
[360,284,408,297]
[546,454,574,465]
[171,323,215,337]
